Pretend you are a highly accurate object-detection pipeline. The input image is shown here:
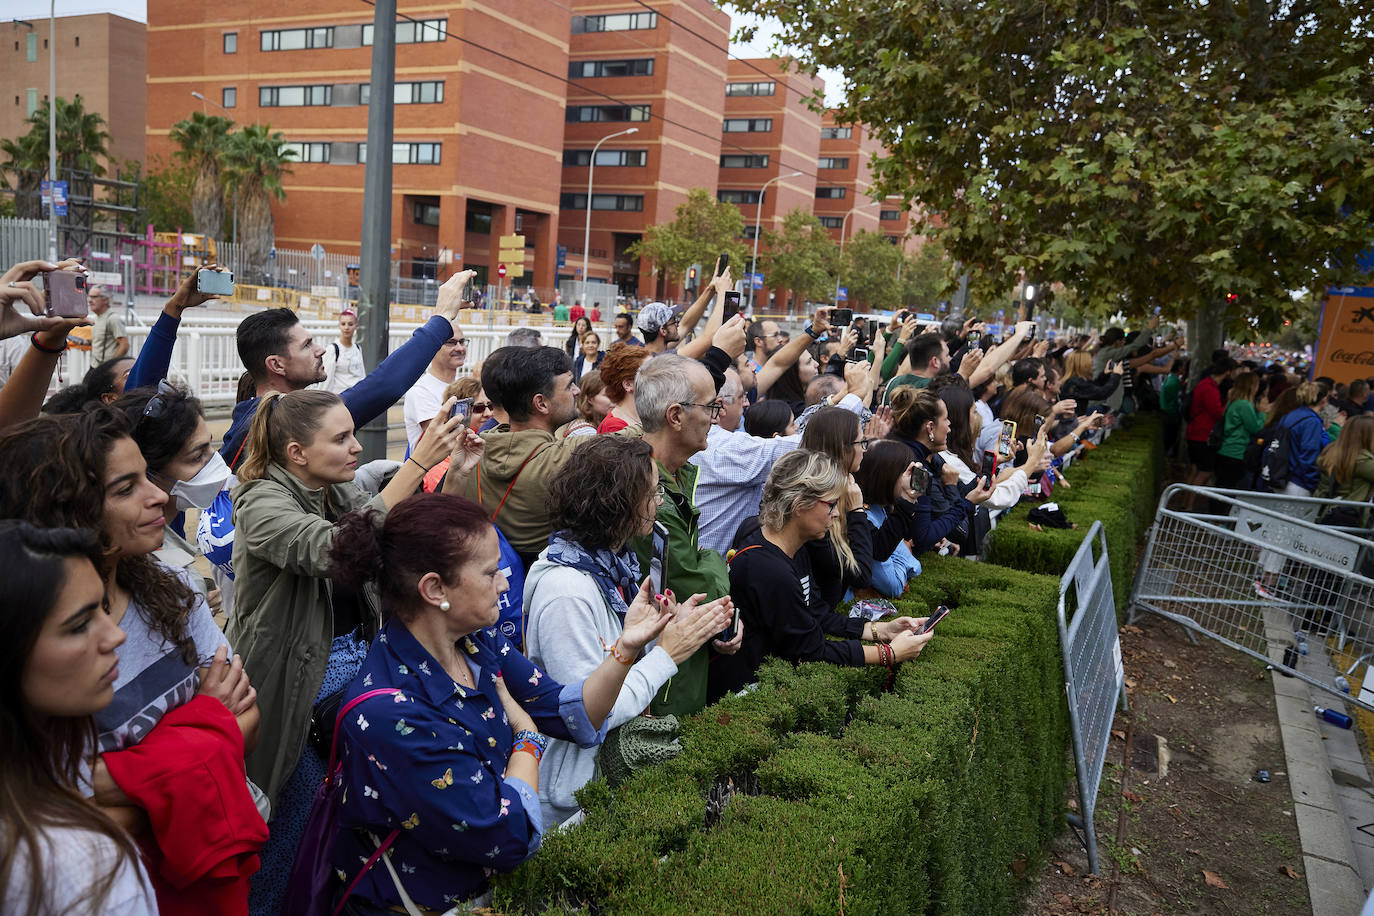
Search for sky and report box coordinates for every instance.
[7,2,843,104]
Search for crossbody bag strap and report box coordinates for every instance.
[478,442,549,521]
[330,828,400,916]
[329,688,402,774]
[371,831,428,916]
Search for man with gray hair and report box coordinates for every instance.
[88,284,128,362]
[628,354,743,718]
[506,326,542,347]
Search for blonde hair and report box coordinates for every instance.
[443,376,482,402]
[236,389,341,482]
[1317,414,1374,484]
[759,450,856,572]
[1226,371,1259,406]
[1294,380,1324,407]
[1063,351,1094,381]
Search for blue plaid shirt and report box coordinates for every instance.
[332,619,604,910]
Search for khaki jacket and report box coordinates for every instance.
[457,425,588,556]
[226,463,385,807]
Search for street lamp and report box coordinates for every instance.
[833,201,881,305]
[190,91,237,248]
[748,170,801,312]
[581,126,638,309]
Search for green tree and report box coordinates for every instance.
[759,207,838,311]
[899,239,952,310]
[222,124,295,280]
[1,96,110,218]
[125,155,195,232]
[841,229,902,308]
[734,0,1374,368]
[168,112,234,239]
[628,188,750,288]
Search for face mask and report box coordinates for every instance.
[169,452,232,511]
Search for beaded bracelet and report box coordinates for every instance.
[511,729,549,762]
[30,336,66,355]
[599,636,635,666]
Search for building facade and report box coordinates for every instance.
[3,13,147,169]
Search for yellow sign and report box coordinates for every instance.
[1314,288,1374,385]
[499,234,524,248]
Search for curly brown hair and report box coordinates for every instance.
[598,342,651,405]
[547,436,655,551]
[0,409,197,666]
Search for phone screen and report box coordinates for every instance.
[909,463,931,497]
[850,347,870,363]
[967,330,982,346]
[649,521,669,596]
[917,605,951,635]
[832,307,853,327]
[997,420,1018,457]
[982,449,999,476]
[1034,414,1046,432]
[723,290,742,322]
[449,397,474,424]
[867,319,879,341]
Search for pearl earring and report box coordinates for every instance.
[440,600,451,611]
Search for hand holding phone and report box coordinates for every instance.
[722,290,742,322]
[196,267,235,297]
[449,397,474,424]
[916,605,951,635]
[44,270,89,318]
[716,253,729,276]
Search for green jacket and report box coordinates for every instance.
[628,460,728,717]
[882,372,931,405]
[227,463,385,807]
[1218,399,1266,460]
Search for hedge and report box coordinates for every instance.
[982,416,1165,614]
[496,559,1069,916]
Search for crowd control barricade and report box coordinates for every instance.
[1058,522,1127,875]
[1129,484,1374,711]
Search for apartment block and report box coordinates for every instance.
[557,0,729,303]
[813,110,886,245]
[3,14,146,169]
[146,0,571,288]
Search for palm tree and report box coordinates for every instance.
[1,96,110,218]
[222,124,295,281]
[168,112,234,239]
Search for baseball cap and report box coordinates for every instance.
[636,302,677,336]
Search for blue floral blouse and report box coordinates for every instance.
[332,618,604,909]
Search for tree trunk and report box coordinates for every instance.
[190,164,225,239]
[1187,300,1228,384]
[238,187,274,284]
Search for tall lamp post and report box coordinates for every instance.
[748,170,801,313]
[580,126,638,309]
[47,3,57,261]
[833,201,880,305]
[190,91,237,248]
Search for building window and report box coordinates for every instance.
[559,193,644,211]
[571,12,658,33]
[818,216,843,228]
[565,104,651,123]
[725,81,775,97]
[362,18,447,45]
[885,235,902,245]
[465,211,492,234]
[720,154,770,168]
[359,142,441,164]
[74,36,79,48]
[283,141,330,163]
[414,202,441,226]
[361,81,444,105]
[26,33,37,61]
[222,87,237,108]
[569,58,654,78]
[742,226,759,240]
[815,187,847,199]
[223,32,237,53]
[818,156,849,169]
[717,189,762,205]
[722,118,772,133]
[821,126,853,140]
[25,88,38,117]
[260,27,335,51]
[562,149,647,167]
[880,209,902,221]
[260,85,333,107]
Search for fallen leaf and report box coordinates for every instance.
[1112,729,1126,740]
[1123,790,1144,803]
[1055,860,1078,876]
[1122,625,1143,634]
[1125,677,1138,688]
[1171,674,1183,681]
[1186,848,1201,856]
[1202,869,1229,889]
[1163,659,1178,669]
[716,713,731,726]
[1280,864,1299,879]
[1054,893,1072,906]
[1166,694,1178,703]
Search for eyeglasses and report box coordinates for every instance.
[443,338,468,348]
[472,401,493,412]
[817,498,841,512]
[678,401,724,420]
[852,438,872,452]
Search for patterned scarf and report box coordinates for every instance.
[545,532,641,622]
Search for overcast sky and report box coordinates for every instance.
[8,2,843,104]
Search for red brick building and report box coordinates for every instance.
[813,110,885,245]
[557,0,729,304]
[145,0,570,289]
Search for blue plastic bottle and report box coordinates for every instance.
[1315,706,1354,729]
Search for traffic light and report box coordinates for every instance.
[687,266,698,288]
[1226,292,1238,303]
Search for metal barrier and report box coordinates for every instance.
[1058,521,1127,875]
[1129,484,1374,710]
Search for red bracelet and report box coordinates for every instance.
[30,336,65,354]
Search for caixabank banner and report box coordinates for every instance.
[1314,286,1374,385]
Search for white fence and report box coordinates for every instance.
[0,218,49,266]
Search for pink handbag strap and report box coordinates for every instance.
[330,828,400,916]
[328,688,402,774]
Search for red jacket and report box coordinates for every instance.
[102,694,268,916]
[1185,376,1224,443]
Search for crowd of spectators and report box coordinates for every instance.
[3,255,1372,916]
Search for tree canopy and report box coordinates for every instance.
[1,96,110,218]
[628,188,750,287]
[732,0,1374,343]
[759,207,839,306]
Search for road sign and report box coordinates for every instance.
[310,243,326,263]
[836,286,848,301]
[497,263,507,279]
[268,248,276,260]
[41,180,67,216]
[557,245,567,269]
[750,272,764,290]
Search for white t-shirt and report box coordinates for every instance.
[2,825,158,915]
[323,341,367,394]
[403,371,452,451]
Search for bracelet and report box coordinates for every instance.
[30,336,66,354]
[511,729,549,762]
[600,637,636,666]
[406,456,433,473]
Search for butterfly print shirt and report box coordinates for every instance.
[332,619,604,909]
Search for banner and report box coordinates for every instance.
[1313,286,1374,385]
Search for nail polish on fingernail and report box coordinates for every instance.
[655,594,665,603]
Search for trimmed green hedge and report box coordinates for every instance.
[496,560,1069,916]
[982,416,1165,614]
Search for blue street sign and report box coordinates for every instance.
[268,248,276,259]
[556,245,567,268]
[750,272,764,290]
[41,179,67,216]
[916,312,936,322]
[836,286,848,301]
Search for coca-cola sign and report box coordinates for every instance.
[1314,288,1374,384]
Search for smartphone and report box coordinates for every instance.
[982,449,999,476]
[1034,414,1046,432]
[717,603,740,643]
[648,521,669,597]
[1027,322,1037,340]
[716,253,729,276]
[967,330,982,346]
[196,267,235,296]
[866,318,880,341]
[899,310,911,323]
[850,346,870,363]
[44,270,88,317]
[449,397,473,424]
[909,462,932,496]
[723,290,742,322]
[832,307,853,327]
[462,279,480,303]
[917,605,952,635]
[997,419,1018,457]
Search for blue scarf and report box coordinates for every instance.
[545,532,641,623]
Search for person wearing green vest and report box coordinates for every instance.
[628,353,744,717]
[1215,370,1267,489]
[553,300,571,323]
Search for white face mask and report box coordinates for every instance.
[168,452,232,511]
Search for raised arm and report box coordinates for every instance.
[677,267,732,361]
[756,308,830,396]
[968,320,1031,388]
[677,256,726,338]
[126,265,229,389]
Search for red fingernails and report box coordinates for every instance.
[655,594,665,604]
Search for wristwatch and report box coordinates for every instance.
[804,324,823,341]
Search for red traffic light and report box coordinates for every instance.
[1225,292,1238,303]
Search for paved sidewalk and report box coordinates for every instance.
[1268,622,1374,916]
